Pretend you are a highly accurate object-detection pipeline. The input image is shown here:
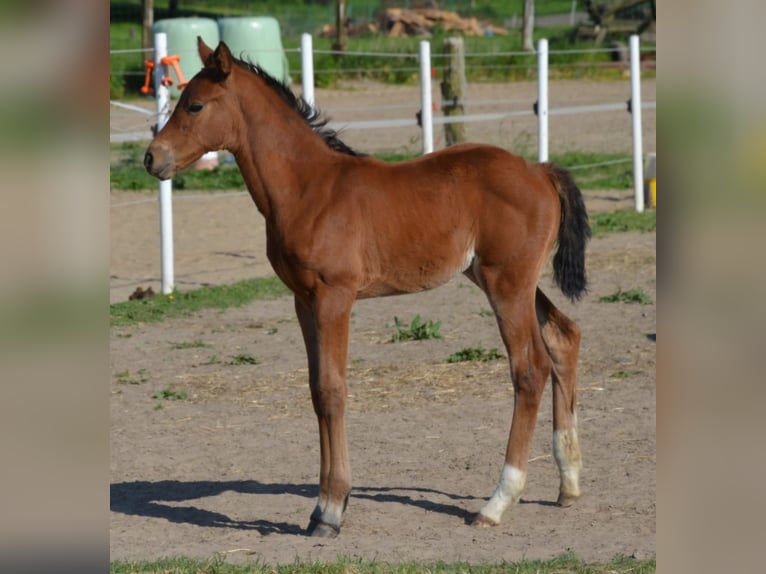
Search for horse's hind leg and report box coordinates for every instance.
[536,288,582,507]
[473,275,552,526]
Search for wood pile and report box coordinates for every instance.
[382,8,509,37]
[319,8,509,39]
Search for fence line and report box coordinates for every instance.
[110,98,656,143]
[111,36,654,178]
[110,100,156,116]
[109,44,656,60]
[110,47,154,55]
[567,158,631,171]
[324,100,655,132]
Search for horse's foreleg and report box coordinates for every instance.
[296,289,354,537]
[536,288,583,507]
[294,297,330,523]
[474,281,551,527]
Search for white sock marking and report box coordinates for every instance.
[479,464,526,524]
[553,428,581,495]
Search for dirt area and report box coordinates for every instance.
[110,79,655,565]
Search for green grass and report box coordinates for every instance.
[110,277,290,327]
[170,339,211,350]
[391,315,443,342]
[153,388,188,401]
[110,553,655,574]
[111,0,654,97]
[590,209,656,236]
[447,347,504,363]
[115,368,148,385]
[227,353,260,365]
[110,162,247,191]
[110,143,246,190]
[552,152,633,190]
[301,31,621,88]
[598,287,653,305]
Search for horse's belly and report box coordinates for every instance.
[358,243,475,298]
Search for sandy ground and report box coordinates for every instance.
[110,79,655,565]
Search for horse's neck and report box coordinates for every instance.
[232,81,334,222]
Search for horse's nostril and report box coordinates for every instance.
[144,151,153,171]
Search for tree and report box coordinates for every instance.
[522,0,535,52]
[142,0,153,51]
[333,0,348,53]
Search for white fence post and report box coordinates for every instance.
[630,34,645,213]
[301,33,315,108]
[154,32,175,294]
[419,40,433,154]
[537,38,549,163]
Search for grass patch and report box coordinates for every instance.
[599,287,653,305]
[115,369,148,385]
[552,152,633,190]
[391,314,443,342]
[110,553,655,574]
[611,369,644,379]
[590,209,656,236]
[110,144,246,190]
[448,347,504,363]
[170,339,210,350]
[110,277,290,327]
[152,388,188,401]
[289,27,638,87]
[226,353,260,366]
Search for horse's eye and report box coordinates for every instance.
[187,103,204,114]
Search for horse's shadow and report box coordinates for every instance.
[110,479,488,535]
[110,480,312,536]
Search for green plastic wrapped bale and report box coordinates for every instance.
[218,17,291,85]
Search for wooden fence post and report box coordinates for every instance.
[440,36,466,146]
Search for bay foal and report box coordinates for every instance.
[145,39,590,537]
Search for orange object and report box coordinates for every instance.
[141,55,188,94]
[161,55,188,89]
[140,60,155,94]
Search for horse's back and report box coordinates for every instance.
[336,144,560,297]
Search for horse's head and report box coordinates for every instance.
[144,38,240,180]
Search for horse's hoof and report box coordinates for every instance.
[307,520,340,538]
[471,513,499,528]
[557,491,581,508]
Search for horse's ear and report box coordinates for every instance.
[197,36,214,66]
[212,41,233,78]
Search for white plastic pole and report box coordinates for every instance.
[418,40,433,154]
[629,34,645,213]
[301,33,315,108]
[154,32,175,294]
[537,38,549,163]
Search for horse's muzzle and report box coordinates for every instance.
[144,144,175,180]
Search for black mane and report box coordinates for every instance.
[234,58,364,157]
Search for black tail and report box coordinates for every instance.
[543,163,591,302]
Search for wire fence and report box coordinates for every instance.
[111,40,655,148]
